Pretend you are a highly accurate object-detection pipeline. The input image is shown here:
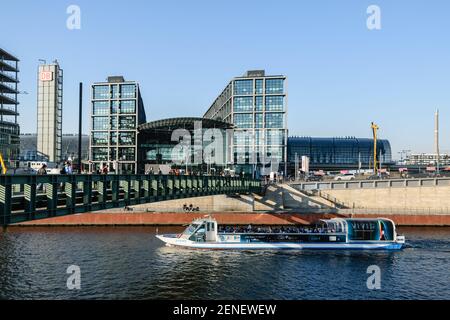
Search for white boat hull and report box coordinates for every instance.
[156,234,404,250]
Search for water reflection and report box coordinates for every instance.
[0,226,449,300]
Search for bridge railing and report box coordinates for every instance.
[291,177,450,191]
[0,174,262,225]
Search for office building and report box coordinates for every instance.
[0,48,20,167]
[90,76,146,174]
[37,61,63,163]
[204,70,288,175]
[287,136,393,172]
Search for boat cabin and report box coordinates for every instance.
[180,216,218,242]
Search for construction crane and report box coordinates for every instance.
[371,122,379,175]
[0,153,7,175]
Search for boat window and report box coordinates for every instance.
[348,221,379,241]
[380,220,394,241]
[182,223,199,237]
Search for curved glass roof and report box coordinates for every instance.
[139,117,233,131]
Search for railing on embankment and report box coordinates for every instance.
[0,174,262,226]
[291,177,450,191]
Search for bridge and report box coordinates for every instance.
[0,174,262,226]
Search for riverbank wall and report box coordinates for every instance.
[11,211,450,227]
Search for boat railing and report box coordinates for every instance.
[219,231,346,236]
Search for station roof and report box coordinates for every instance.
[139,117,233,131]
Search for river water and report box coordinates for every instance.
[0,226,449,300]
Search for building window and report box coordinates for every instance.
[120,100,136,114]
[92,132,108,145]
[265,79,284,94]
[119,147,135,161]
[265,96,284,111]
[121,84,136,98]
[234,130,254,145]
[234,80,253,95]
[112,85,120,98]
[93,101,109,116]
[109,148,117,161]
[119,116,136,129]
[266,129,284,145]
[93,85,110,99]
[111,101,119,114]
[255,79,263,94]
[265,113,284,128]
[110,117,118,130]
[255,113,263,128]
[255,96,263,111]
[93,117,109,130]
[119,132,136,145]
[110,132,118,145]
[92,147,108,161]
[266,146,283,162]
[233,97,253,112]
[233,113,253,128]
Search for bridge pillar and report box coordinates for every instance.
[46,177,58,217]
[121,178,131,205]
[151,177,158,200]
[0,176,12,225]
[24,176,37,221]
[160,175,167,200]
[143,176,151,202]
[65,176,78,213]
[96,177,107,209]
[82,177,93,212]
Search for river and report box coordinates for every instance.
[0,226,449,300]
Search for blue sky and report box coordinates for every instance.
[1,0,450,158]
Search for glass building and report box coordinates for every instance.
[90,76,146,174]
[138,117,232,174]
[0,48,20,168]
[37,61,63,163]
[203,70,288,176]
[287,137,393,172]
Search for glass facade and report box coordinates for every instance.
[90,78,146,174]
[234,79,253,95]
[203,71,288,175]
[287,137,393,170]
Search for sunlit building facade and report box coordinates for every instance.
[90,76,146,174]
[37,61,63,163]
[204,70,288,175]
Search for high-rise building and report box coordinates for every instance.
[37,61,63,163]
[90,76,147,174]
[203,70,288,175]
[0,48,20,167]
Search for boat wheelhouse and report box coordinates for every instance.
[156,216,405,250]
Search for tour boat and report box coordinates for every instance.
[156,216,405,250]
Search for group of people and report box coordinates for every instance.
[37,161,74,176]
[183,204,200,212]
[217,225,337,234]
